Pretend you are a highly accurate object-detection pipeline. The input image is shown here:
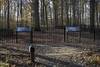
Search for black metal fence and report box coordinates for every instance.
[0,0,100,45]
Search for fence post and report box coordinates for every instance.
[79,26,81,43]
[16,31,18,43]
[30,27,33,43]
[30,46,35,67]
[64,26,66,42]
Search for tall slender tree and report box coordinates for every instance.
[53,0,59,28]
[61,0,64,26]
[7,0,10,29]
[44,0,48,29]
[65,0,69,25]
[34,0,41,31]
[72,0,76,25]
[90,0,95,32]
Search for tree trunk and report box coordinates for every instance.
[44,3,48,30]
[61,0,64,26]
[41,0,45,27]
[7,0,10,29]
[53,0,58,28]
[20,0,23,26]
[95,2,99,28]
[72,0,76,25]
[90,0,95,33]
[34,0,41,31]
[65,0,69,25]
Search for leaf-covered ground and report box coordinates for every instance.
[0,43,100,67]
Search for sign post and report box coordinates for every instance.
[16,26,31,43]
[29,45,35,67]
[64,26,80,42]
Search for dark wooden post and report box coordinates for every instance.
[64,26,66,42]
[30,46,35,67]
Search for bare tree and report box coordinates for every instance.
[90,0,95,32]
[7,0,10,29]
[33,0,41,31]
[53,0,59,28]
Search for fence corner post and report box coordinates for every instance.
[30,46,35,67]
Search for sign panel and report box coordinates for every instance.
[16,27,31,32]
[66,26,80,32]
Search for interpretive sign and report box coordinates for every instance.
[16,27,31,32]
[66,26,80,32]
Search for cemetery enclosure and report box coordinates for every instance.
[0,0,100,67]
[0,0,100,45]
